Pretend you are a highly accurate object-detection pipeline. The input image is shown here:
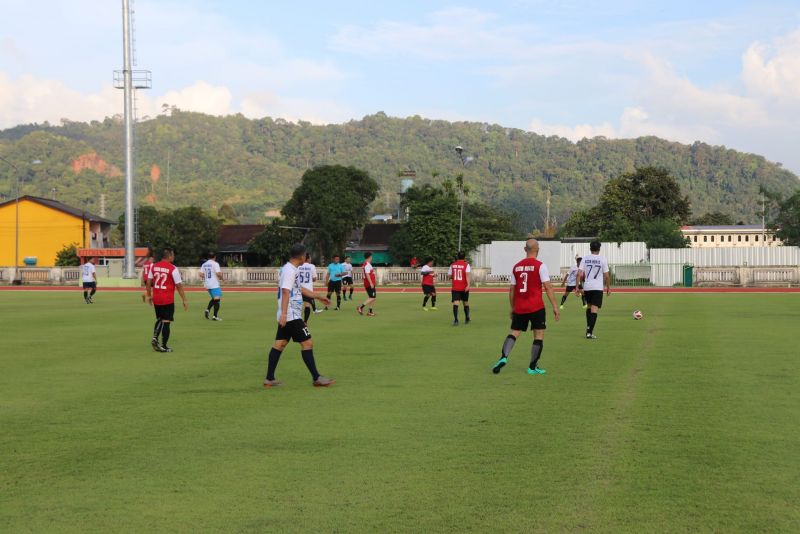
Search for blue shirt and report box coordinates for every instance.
[327,262,344,282]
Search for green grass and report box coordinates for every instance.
[1,290,798,533]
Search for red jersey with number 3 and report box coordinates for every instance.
[511,257,548,314]
[449,260,470,291]
[149,261,181,305]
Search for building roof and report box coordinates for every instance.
[217,224,265,253]
[681,225,767,231]
[0,195,115,224]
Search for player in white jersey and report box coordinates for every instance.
[81,257,97,304]
[560,255,587,310]
[200,252,224,321]
[576,241,611,339]
[341,256,355,301]
[264,243,335,388]
[298,252,321,323]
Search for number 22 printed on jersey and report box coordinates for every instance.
[153,272,168,290]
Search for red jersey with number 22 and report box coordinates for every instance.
[511,257,549,314]
[149,261,181,305]
[449,260,470,291]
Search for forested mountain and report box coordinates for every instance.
[1,111,796,231]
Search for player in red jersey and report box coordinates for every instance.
[140,250,155,302]
[448,251,471,326]
[492,239,560,375]
[145,248,188,353]
[420,257,437,311]
[356,252,377,317]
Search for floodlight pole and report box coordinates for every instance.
[455,146,468,251]
[122,0,135,278]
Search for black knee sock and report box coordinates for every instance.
[90,288,96,296]
[423,295,430,307]
[152,319,163,340]
[453,305,459,321]
[464,305,470,321]
[207,299,215,311]
[266,348,282,381]
[560,294,567,305]
[588,313,598,334]
[581,294,586,305]
[530,339,544,369]
[161,322,171,346]
[501,334,516,358]
[311,299,317,312]
[301,349,320,381]
[213,300,220,317]
[432,295,436,307]
[83,290,88,300]
[336,294,341,308]
[304,306,311,323]
[349,287,353,298]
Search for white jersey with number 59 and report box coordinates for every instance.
[579,254,609,292]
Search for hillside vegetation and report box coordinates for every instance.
[1,111,796,230]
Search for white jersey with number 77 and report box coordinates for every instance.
[578,254,609,292]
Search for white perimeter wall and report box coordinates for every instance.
[486,241,561,277]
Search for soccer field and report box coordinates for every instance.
[1,290,798,532]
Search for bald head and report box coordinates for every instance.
[524,238,539,257]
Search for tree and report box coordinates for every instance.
[218,203,240,224]
[282,165,379,260]
[55,242,81,266]
[691,211,734,225]
[772,190,800,246]
[249,219,304,266]
[640,218,690,248]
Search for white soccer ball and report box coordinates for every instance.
[632,310,643,320]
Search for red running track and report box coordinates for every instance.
[1,286,798,293]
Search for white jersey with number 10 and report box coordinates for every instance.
[578,254,609,292]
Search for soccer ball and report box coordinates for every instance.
[632,310,643,320]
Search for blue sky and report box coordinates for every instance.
[2,0,800,173]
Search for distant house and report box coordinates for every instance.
[346,223,401,265]
[681,225,782,248]
[0,195,114,267]
[217,224,265,266]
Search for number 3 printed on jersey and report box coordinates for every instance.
[519,272,529,293]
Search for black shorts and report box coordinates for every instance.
[565,285,576,293]
[584,290,604,308]
[451,290,470,303]
[365,287,377,298]
[342,276,353,286]
[82,282,96,289]
[422,284,436,295]
[511,309,547,331]
[327,280,342,293]
[154,303,175,322]
[275,319,312,343]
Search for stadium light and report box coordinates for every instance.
[454,146,471,251]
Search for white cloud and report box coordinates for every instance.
[240,92,352,124]
[154,82,233,117]
[742,29,800,101]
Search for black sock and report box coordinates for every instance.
[530,339,544,369]
[349,288,353,298]
[581,294,586,305]
[453,305,459,321]
[304,306,311,323]
[369,308,373,313]
[311,299,317,312]
[266,348,282,381]
[502,334,516,358]
[423,295,430,307]
[337,295,341,308]
[560,294,567,305]
[90,288,96,296]
[431,295,436,307]
[588,313,598,334]
[301,349,320,380]
[213,300,220,317]
[152,319,163,339]
[83,290,88,300]
[161,322,171,346]
[207,299,215,311]
[464,306,471,321]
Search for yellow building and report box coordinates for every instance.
[0,196,114,267]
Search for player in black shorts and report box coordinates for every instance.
[341,256,354,301]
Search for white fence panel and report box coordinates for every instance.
[650,246,800,266]
[561,242,648,268]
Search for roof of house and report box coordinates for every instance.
[0,195,115,224]
[681,225,766,231]
[217,224,265,253]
